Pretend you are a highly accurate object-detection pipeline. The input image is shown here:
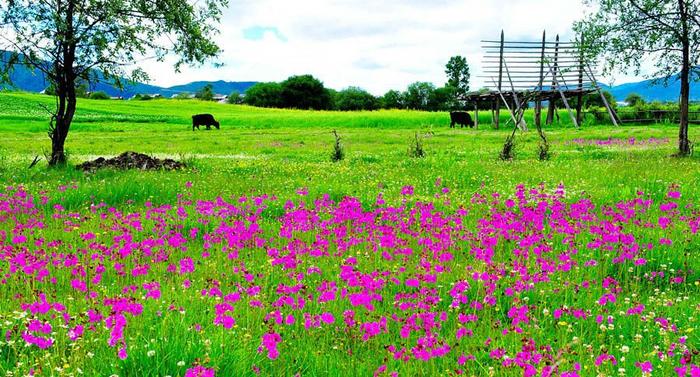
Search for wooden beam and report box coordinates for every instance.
[546,35,560,125]
[495,30,504,129]
[503,60,528,131]
[576,33,585,126]
[491,78,521,128]
[547,61,579,128]
[585,64,619,127]
[535,30,546,128]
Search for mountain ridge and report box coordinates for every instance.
[0,51,257,98]
[1,50,697,101]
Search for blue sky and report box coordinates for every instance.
[140,0,646,95]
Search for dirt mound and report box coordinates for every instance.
[76,151,186,171]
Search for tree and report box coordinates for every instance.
[227,91,243,104]
[335,87,379,111]
[381,90,404,109]
[244,82,284,108]
[195,84,215,101]
[280,75,332,110]
[445,56,471,99]
[327,88,338,110]
[581,90,618,109]
[428,86,457,111]
[625,93,645,107]
[575,0,700,156]
[404,82,435,111]
[0,0,227,165]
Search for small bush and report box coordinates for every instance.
[133,94,153,101]
[331,130,345,162]
[408,132,426,158]
[178,152,197,167]
[89,91,110,100]
[538,141,551,161]
[0,147,7,173]
[537,128,551,161]
[174,92,192,100]
[499,134,516,161]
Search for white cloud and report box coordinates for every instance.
[140,0,643,95]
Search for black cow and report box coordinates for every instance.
[192,114,220,131]
[449,111,474,128]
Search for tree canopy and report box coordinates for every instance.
[244,82,284,108]
[195,84,215,101]
[404,82,435,110]
[280,75,332,110]
[445,55,471,99]
[624,93,645,107]
[335,87,378,111]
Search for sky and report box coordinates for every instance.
[141,0,645,95]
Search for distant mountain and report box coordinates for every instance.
[601,73,700,102]
[1,51,257,98]
[161,80,258,97]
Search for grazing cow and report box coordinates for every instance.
[449,111,474,128]
[192,114,220,131]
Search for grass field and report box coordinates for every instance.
[0,92,699,376]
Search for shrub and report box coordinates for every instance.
[500,131,517,161]
[89,91,110,100]
[330,130,345,162]
[408,132,426,158]
[174,92,192,100]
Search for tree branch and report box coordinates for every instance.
[627,0,683,39]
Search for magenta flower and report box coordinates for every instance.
[635,361,653,373]
[185,366,215,377]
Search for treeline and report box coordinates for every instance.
[243,74,466,111]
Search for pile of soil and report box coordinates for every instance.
[76,151,185,171]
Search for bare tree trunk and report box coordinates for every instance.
[48,0,77,166]
[50,86,76,165]
[678,0,691,156]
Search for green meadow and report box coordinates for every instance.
[0,92,699,376]
[1,91,699,206]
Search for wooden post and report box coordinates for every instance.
[474,103,479,129]
[576,32,584,126]
[585,65,619,127]
[535,30,546,128]
[503,59,527,131]
[493,87,520,126]
[547,61,579,128]
[546,35,560,125]
[495,30,504,129]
